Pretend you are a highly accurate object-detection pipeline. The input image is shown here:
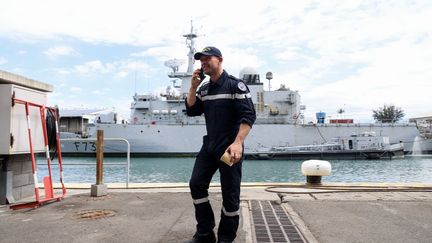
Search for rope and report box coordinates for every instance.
[314,124,327,143]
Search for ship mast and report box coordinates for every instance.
[167,21,199,97]
[183,21,198,74]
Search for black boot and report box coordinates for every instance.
[183,232,216,243]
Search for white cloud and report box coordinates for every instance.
[223,48,263,76]
[91,90,105,95]
[54,68,71,75]
[0,57,7,65]
[70,59,153,80]
[290,34,432,118]
[74,60,109,75]
[115,71,128,79]
[70,86,82,92]
[18,50,27,55]
[2,0,432,120]
[131,45,185,59]
[44,45,78,58]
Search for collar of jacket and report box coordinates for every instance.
[209,70,228,87]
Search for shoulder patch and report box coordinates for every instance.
[237,82,247,92]
[200,90,208,96]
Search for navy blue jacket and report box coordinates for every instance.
[185,70,256,156]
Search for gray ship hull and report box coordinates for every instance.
[60,123,432,156]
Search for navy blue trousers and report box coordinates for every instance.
[189,144,242,241]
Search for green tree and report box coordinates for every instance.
[372,104,405,123]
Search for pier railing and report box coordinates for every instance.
[58,138,131,188]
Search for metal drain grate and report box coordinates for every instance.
[74,209,116,220]
[250,201,304,243]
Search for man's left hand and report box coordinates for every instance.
[227,141,243,164]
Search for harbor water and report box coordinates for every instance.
[37,156,432,184]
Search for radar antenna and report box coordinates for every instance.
[266,72,273,91]
[164,59,186,73]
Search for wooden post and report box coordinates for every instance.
[96,130,104,185]
[91,130,107,197]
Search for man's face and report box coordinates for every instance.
[200,55,222,75]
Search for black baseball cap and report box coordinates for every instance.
[194,46,222,60]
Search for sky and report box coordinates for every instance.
[0,0,431,122]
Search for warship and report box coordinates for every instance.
[60,25,432,156]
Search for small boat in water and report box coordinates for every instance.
[247,132,404,160]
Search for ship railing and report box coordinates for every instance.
[59,138,131,188]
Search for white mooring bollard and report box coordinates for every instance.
[301,160,332,185]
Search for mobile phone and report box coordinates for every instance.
[199,68,206,81]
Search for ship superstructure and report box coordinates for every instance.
[60,24,432,156]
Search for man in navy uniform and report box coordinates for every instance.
[184,46,256,243]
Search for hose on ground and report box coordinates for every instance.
[265,184,432,194]
[46,107,59,160]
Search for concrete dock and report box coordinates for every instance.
[1,183,432,243]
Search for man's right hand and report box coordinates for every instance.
[187,69,203,107]
[191,69,203,90]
